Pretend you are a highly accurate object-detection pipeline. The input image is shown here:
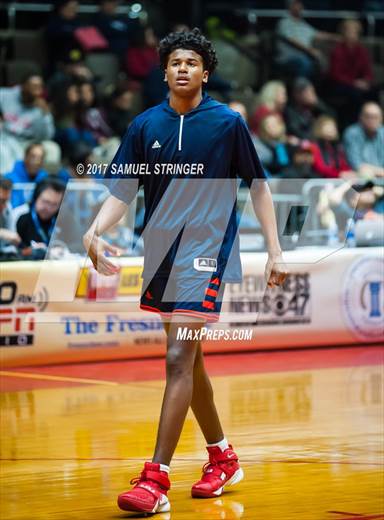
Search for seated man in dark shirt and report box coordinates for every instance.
[16,176,80,258]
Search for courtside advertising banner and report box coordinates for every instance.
[0,247,382,366]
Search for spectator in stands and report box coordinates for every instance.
[0,109,23,175]
[281,141,315,179]
[59,143,107,232]
[228,101,291,177]
[276,0,338,78]
[0,179,21,257]
[343,102,384,178]
[228,100,259,144]
[78,80,113,143]
[45,0,82,74]
[52,79,97,156]
[318,180,384,233]
[228,101,248,122]
[252,114,291,176]
[106,84,134,138]
[329,19,374,115]
[124,26,159,81]
[250,81,287,135]
[56,142,93,183]
[0,74,54,145]
[311,115,356,179]
[16,176,80,260]
[47,48,94,98]
[94,0,137,59]
[285,77,332,141]
[5,143,48,208]
[16,177,65,256]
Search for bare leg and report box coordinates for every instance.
[161,320,224,446]
[190,341,224,444]
[152,319,202,466]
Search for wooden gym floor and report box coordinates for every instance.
[1,345,383,519]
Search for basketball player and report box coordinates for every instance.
[83,28,288,514]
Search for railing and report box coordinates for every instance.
[11,181,311,251]
[1,3,384,36]
[0,2,143,30]
[206,5,384,37]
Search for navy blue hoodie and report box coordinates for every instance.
[106,93,266,282]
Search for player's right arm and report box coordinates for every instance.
[83,195,127,276]
[83,119,142,275]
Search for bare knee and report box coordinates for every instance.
[166,342,196,380]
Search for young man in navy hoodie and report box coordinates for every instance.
[83,28,287,514]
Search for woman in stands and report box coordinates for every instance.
[252,114,291,176]
[311,115,356,180]
[250,80,287,135]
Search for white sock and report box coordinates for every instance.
[159,463,170,474]
[207,437,229,452]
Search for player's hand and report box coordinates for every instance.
[265,251,288,289]
[83,233,121,276]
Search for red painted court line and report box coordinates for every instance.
[1,345,383,392]
[328,511,384,520]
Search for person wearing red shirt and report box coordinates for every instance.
[328,19,376,125]
[311,115,356,179]
[124,26,159,81]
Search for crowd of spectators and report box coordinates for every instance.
[0,0,383,258]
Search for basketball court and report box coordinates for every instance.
[1,345,383,519]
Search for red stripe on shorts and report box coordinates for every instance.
[202,300,215,310]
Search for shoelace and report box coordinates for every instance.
[130,468,147,486]
[201,461,224,479]
[130,471,167,490]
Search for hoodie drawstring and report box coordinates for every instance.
[178,115,184,151]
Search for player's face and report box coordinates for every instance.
[165,49,208,96]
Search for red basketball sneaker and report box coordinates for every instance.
[191,445,244,498]
[117,462,171,513]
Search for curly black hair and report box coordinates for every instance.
[158,28,218,74]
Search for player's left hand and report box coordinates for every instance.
[265,252,289,288]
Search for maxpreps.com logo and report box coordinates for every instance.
[342,256,384,341]
[0,281,48,347]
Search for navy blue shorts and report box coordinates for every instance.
[140,274,225,322]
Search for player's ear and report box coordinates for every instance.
[202,70,209,84]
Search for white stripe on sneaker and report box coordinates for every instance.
[225,468,244,487]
